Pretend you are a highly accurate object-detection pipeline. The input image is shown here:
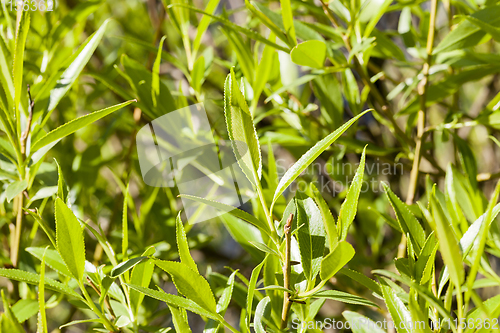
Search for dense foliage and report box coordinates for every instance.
[1,0,500,332]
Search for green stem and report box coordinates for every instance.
[280,214,293,329]
[80,282,117,332]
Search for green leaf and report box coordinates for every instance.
[320,241,355,281]
[44,20,110,120]
[383,184,426,253]
[1,290,24,333]
[290,40,326,69]
[176,212,198,273]
[169,305,192,333]
[0,34,14,113]
[152,36,166,108]
[191,55,205,93]
[252,33,275,110]
[155,260,217,312]
[272,110,370,207]
[296,194,327,282]
[168,3,290,52]
[246,257,266,327]
[110,256,148,278]
[126,284,219,320]
[192,0,221,57]
[205,271,237,332]
[429,189,464,287]
[0,268,83,300]
[122,182,129,261]
[309,183,338,251]
[338,146,366,241]
[434,6,500,54]
[130,247,156,318]
[313,290,378,307]
[26,247,72,278]
[31,100,135,153]
[379,278,412,333]
[36,248,48,333]
[224,68,262,185]
[254,296,271,333]
[179,194,270,234]
[6,179,27,202]
[11,299,38,323]
[24,210,56,249]
[13,10,30,114]
[54,198,86,282]
[462,15,500,42]
[280,0,296,45]
[339,267,382,296]
[55,159,68,203]
[343,311,385,333]
[249,241,280,258]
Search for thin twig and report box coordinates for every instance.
[281,213,293,329]
[400,0,439,258]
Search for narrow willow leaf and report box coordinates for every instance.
[169,305,192,333]
[11,299,38,323]
[338,146,366,241]
[58,319,106,329]
[26,247,72,278]
[36,249,47,333]
[0,36,14,112]
[433,6,500,54]
[272,110,370,207]
[246,256,266,327]
[379,278,412,333]
[6,179,28,202]
[176,212,198,273]
[280,0,296,45]
[467,294,500,333]
[464,181,500,303]
[192,0,221,57]
[55,198,86,282]
[130,246,156,317]
[13,10,30,114]
[343,311,385,333]
[0,269,83,300]
[32,100,134,153]
[224,68,262,185]
[168,3,290,52]
[126,284,219,320]
[205,271,236,332]
[309,183,338,251]
[24,210,56,249]
[122,182,129,261]
[320,241,355,281]
[296,194,326,282]
[245,0,290,47]
[252,34,275,110]
[383,183,426,253]
[313,290,378,307]
[155,260,217,312]
[110,256,148,278]
[55,159,68,203]
[249,241,280,258]
[1,290,24,333]
[429,190,464,287]
[45,20,110,119]
[339,267,382,296]
[254,296,270,333]
[179,194,270,233]
[290,40,326,69]
[191,55,205,92]
[374,270,453,324]
[152,36,166,108]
